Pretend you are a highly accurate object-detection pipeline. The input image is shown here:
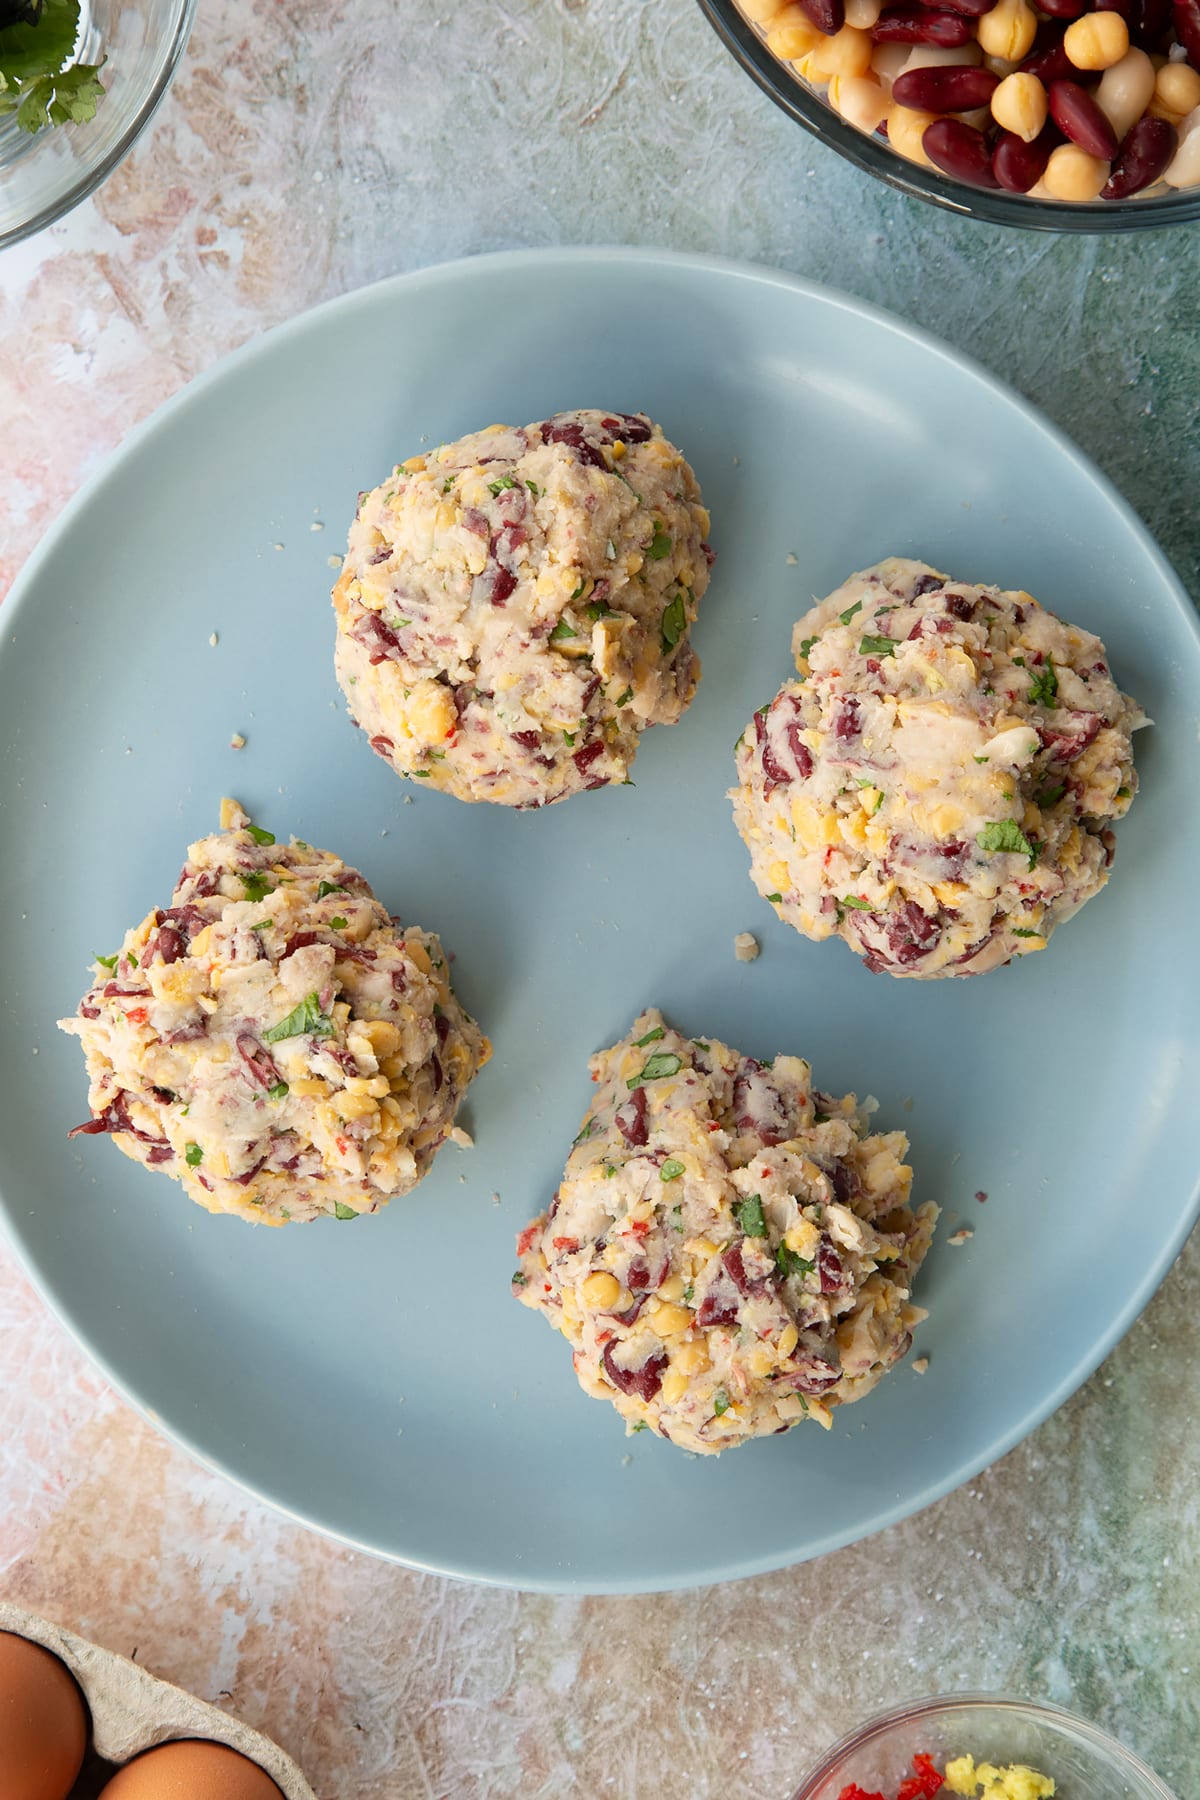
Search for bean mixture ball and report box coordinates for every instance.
[333,410,713,808]
[513,1009,936,1453]
[731,558,1144,978]
[741,0,1200,201]
[60,801,490,1225]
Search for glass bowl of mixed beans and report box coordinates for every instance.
[789,1693,1181,1800]
[697,0,1200,224]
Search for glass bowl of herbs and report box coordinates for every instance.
[0,0,195,247]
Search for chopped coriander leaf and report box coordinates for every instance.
[855,776,876,787]
[251,918,273,931]
[549,619,578,642]
[977,819,1034,863]
[713,1391,731,1416]
[411,769,431,778]
[267,1081,289,1100]
[184,1142,203,1167]
[974,755,989,764]
[671,1204,683,1230]
[442,476,456,492]
[634,1025,665,1047]
[692,1040,710,1052]
[627,1051,682,1089]
[245,824,275,846]
[488,475,517,495]
[1116,785,1131,798]
[813,1110,829,1124]
[838,599,863,626]
[239,872,274,902]
[1013,656,1026,668]
[646,526,672,559]
[859,634,898,657]
[631,1420,649,1432]
[525,480,540,497]
[776,1243,815,1280]
[1027,662,1058,707]
[765,891,782,903]
[1038,783,1066,807]
[511,1270,527,1286]
[660,592,686,652]
[682,1282,694,1304]
[872,790,884,814]
[585,601,616,622]
[563,731,576,747]
[0,1,107,138]
[983,685,995,696]
[661,1158,686,1181]
[95,952,119,972]
[573,1117,595,1145]
[328,916,348,930]
[333,1202,358,1220]
[604,1163,617,1178]
[797,635,818,659]
[615,686,633,707]
[733,1194,766,1237]
[1012,928,1040,938]
[263,991,334,1043]
[841,895,873,910]
[569,580,586,601]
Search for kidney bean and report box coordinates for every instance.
[993,123,1057,185]
[1175,0,1200,63]
[799,0,846,30]
[1020,25,1076,80]
[1098,0,1135,18]
[872,4,975,42]
[1038,0,1088,16]
[893,62,1000,105]
[923,116,1005,180]
[1101,112,1177,191]
[934,0,999,14]
[1131,0,1172,43]
[1049,78,1120,154]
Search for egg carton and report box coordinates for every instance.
[0,1602,318,1799]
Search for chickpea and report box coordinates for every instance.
[1064,10,1131,72]
[1043,142,1111,199]
[976,0,1038,65]
[991,70,1048,141]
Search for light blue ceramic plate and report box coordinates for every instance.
[2,249,1197,1594]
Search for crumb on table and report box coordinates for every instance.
[947,1227,974,1246]
[733,931,760,962]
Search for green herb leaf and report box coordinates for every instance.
[974,755,989,764]
[683,1282,694,1304]
[525,480,540,497]
[660,592,686,652]
[586,601,616,622]
[631,1420,649,1432]
[263,991,334,1043]
[604,1164,618,1178]
[245,824,275,846]
[661,1158,686,1181]
[765,891,782,904]
[251,919,273,932]
[184,1142,203,1167]
[239,872,274,903]
[549,619,578,642]
[411,769,431,778]
[646,526,672,560]
[512,1270,528,1286]
[627,1051,682,1089]
[126,952,138,968]
[860,634,898,658]
[94,952,119,972]
[488,475,517,495]
[839,599,863,626]
[0,1,107,134]
[634,1025,665,1047]
[1038,783,1066,808]
[776,1243,815,1280]
[797,635,818,659]
[977,820,1034,863]
[840,894,873,911]
[692,1040,710,1052]
[615,686,633,707]
[573,1117,594,1145]
[328,916,348,930]
[1027,662,1059,708]
[267,1081,289,1100]
[563,731,576,747]
[569,580,586,601]
[734,1194,766,1237]
[333,1201,358,1220]
[1011,928,1040,938]
[1013,657,1026,668]
[442,476,456,492]
[713,1391,731,1416]
[1116,785,1131,799]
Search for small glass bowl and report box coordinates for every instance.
[696,0,1200,231]
[0,0,196,248]
[790,1693,1181,1800]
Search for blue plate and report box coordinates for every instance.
[2,249,1197,1593]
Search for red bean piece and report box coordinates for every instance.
[872,4,975,42]
[993,125,1057,188]
[1131,0,1172,46]
[1102,114,1178,195]
[893,64,1000,108]
[933,0,998,14]
[1038,0,1088,16]
[1048,79,1119,157]
[1020,27,1075,82]
[798,0,846,32]
[1175,0,1200,65]
[923,117,1004,183]
[1098,0,1135,20]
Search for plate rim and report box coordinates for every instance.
[3,244,1199,1594]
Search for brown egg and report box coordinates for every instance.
[99,1739,286,1800]
[0,1629,89,1800]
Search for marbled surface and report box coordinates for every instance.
[2,1,1199,1795]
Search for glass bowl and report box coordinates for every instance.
[0,0,196,248]
[790,1694,1181,1800]
[696,0,1200,230]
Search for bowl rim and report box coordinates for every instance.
[0,0,198,251]
[790,1691,1182,1799]
[695,0,1200,232]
